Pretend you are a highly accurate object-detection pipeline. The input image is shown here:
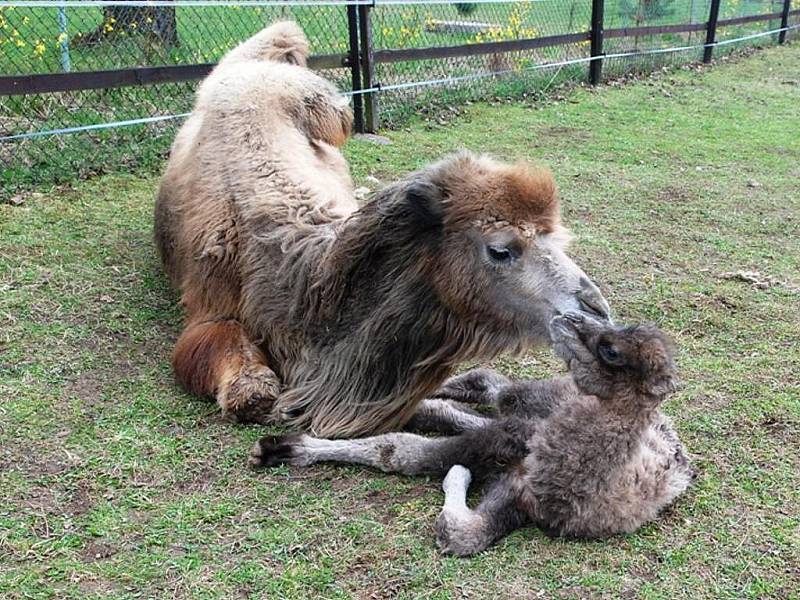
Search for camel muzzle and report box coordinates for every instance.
[577,276,611,322]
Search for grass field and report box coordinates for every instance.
[1,43,799,599]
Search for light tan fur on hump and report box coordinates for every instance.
[156,21,354,316]
[155,21,354,419]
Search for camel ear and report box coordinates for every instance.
[405,181,444,231]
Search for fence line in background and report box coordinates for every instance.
[0,1,372,7]
[4,21,798,144]
[3,0,799,189]
[7,13,789,96]
[0,0,550,6]
[353,22,800,94]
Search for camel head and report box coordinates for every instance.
[274,152,615,436]
[386,152,611,355]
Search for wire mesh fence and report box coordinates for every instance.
[0,1,356,192]
[1,0,798,195]
[369,1,592,126]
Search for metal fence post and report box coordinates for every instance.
[57,4,71,72]
[779,0,791,44]
[347,4,364,133]
[703,0,722,63]
[589,0,605,85]
[358,2,378,133]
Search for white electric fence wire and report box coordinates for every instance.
[2,22,797,142]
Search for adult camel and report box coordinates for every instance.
[154,22,611,437]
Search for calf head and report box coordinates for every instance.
[550,312,678,404]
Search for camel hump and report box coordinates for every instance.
[220,21,310,67]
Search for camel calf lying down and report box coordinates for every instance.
[251,313,694,555]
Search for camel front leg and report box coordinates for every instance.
[172,318,281,423]
[435,467,528,556]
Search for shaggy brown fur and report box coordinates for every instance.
[252,313,693,555]
[154,22,610,436]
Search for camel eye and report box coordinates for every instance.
[598,342,625,367]
[487,245,513,263]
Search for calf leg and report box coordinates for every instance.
[405,399,494,434]
[441,370,566,421]
[172,318,281,423]
[434,369,512,407]
[251,431,488,476]
[252,417,531,476]
[435,467,528,556]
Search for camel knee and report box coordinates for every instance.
[173,319,238,397]
[172,319,280,422]
[218,363,281,423]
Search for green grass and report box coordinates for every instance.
[2,0,790,195]
[2,43,799,599]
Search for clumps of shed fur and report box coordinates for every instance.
[252,313,694,555]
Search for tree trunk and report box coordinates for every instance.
[76,5,178,46]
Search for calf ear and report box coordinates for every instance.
[405,181,444,232]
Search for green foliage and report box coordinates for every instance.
[453,3,479,17]
[618,0,677,24]
[2,0,784,197]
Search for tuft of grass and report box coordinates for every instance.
[1,43,799,599]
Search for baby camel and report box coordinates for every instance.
[251,313,693,555]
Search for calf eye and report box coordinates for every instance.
[598,342,625,367]
[487,245,513,263]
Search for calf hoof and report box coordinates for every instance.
[435,510,485,557]
[249,434,305,468]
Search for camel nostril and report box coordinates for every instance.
[577,279,611,321]
[579,297,605,318]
